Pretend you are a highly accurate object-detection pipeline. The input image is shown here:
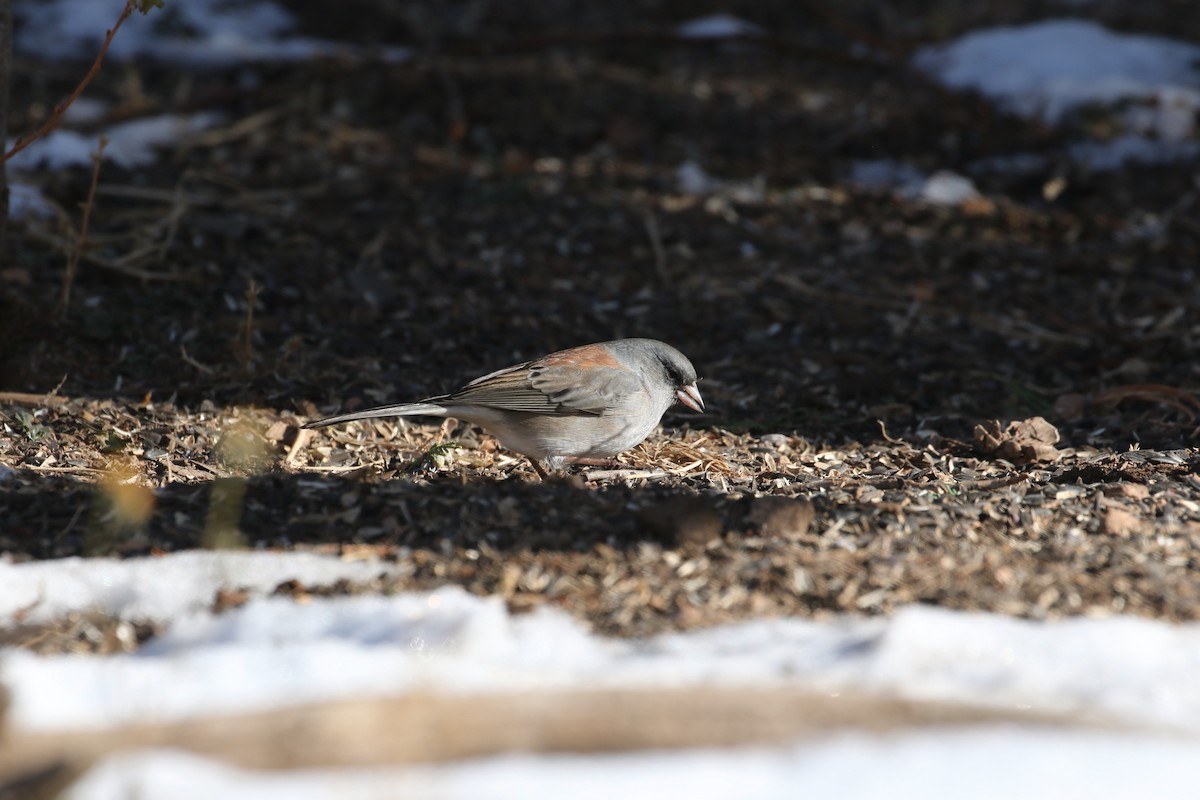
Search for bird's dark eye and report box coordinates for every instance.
[658,355,692,387]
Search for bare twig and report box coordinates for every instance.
[0,391,70,407]
[146,169,195,264]
[0,0,13,236]
[585,469,670,481]
[59,136,106,317]
[237,279,261,373]
[643,210,668,285]
[1093,384,1200,422]
[285,428,312,467]
[0,1,134,165]
[94,245,182,276]
[180,345,215,375]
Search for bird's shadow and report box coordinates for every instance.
[3,466,705,561]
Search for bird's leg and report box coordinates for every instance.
[528,458,550,480]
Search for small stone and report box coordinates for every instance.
[1054,393,1087,422]
[1101,504,1142,537]
[264,420,298,444]
[1103,483,1150,500]
[636,496,723,549]
[973,416,1062,464]
[212,587,250,613]
[745,496,815,539]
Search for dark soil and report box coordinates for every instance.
[3,1,1200,641]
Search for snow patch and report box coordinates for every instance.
[675,160,766,203]
[846,161,983,205]
[6,555,1200,736]
[0,550,400,625]
[65,729,1200,800]
[8,182,59,219]
[916,170,981,205]
[14,0,413,67]
[914,19,1200,140]
[677,15,763,40]
[1068,135,1200,171]
[7,112,224,172]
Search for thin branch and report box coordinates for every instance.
[0,0,134,165]
[643,210,668,285]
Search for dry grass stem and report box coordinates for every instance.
[58,136,107,317]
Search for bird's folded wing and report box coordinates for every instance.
[450,361,637,415]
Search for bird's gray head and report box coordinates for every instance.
[619,338,704,413]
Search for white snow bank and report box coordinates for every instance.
[5,553,1200,734]
[1,590,610,730]
[6,551,1200,797]
[915,19,1200,140]
[875,19,1200,181]
[66,729,1200,800]
[0,550,400,625]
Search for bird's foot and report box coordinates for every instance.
[528,458,551,480]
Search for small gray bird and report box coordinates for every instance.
[303,338,704,477]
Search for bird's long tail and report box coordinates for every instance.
[302,399,449,429]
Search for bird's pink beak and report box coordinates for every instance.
[676,382,705,413]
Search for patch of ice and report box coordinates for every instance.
[9,182,59,219]
[677,159,721,194]
[65,729,1200,800]
[103,112,226,168]
[677,14,763,40]
[14,0,413,67]
[6,130,96,171]
[7,112,224,171]
[16,0,287,63]
[62,97,112,125]
[914,20,1200,140]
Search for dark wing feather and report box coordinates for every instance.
[527,363,637,414]
[447,357,638,415]
[449,364,561,412]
